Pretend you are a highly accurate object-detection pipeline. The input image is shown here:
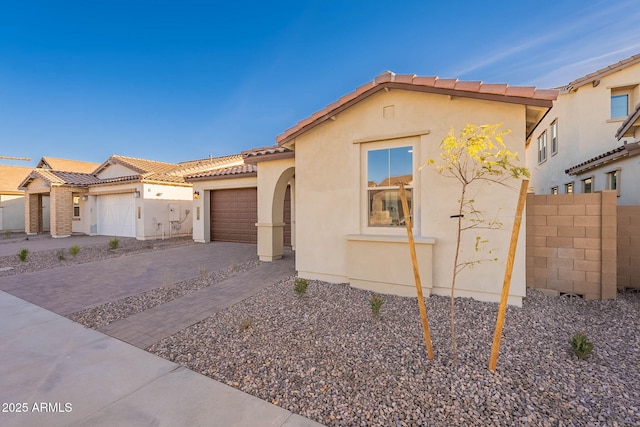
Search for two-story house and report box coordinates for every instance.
[526,54,640,205]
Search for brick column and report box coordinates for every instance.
[24,193,42,234]
[50,186,73,238]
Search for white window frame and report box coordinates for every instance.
[550,120,558,155]
[73,195,80,218]
[551,186,558,195]
[361,137,419,235]
[538,131,547,164]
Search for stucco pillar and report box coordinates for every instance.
[256,158,295,262]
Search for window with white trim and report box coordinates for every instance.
[537,131,547,164]
[367,146,413,227]
[551,187,558,195]
[582,177,593,193]
[73,195,80,217]
[550,120,558,155]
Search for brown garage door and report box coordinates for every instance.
[210,188,258,243]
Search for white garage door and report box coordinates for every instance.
[97,194,136,237]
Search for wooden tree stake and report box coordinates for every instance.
[488,179,529,371]
[399,183,434,359]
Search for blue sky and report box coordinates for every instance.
[1,0,639,168]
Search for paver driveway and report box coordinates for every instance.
[0,241,258,316]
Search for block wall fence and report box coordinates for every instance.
[525,191,618,300]
[617,206,640,290]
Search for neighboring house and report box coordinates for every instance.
[526,53,640,205]
[20,154,239,239]
[0,165,32,232]
[191,71,557,305]
[186,147,294,246]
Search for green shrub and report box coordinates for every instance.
[57,250,65,261]
[69,245,80,257]
[370,294,384,319]
[4,230,11,238]
[294,278,308,297]
[109,237,120,250]
[570,332,594,360]
[17,248,29,262]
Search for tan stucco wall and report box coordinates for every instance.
[292,89,528,305]
[191,176,258,243]
[527,62,640,200]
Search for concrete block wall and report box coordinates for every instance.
[50,186,73,238]
[526,191,617,300]
[617,206,640,289]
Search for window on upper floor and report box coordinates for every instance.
[565,182,573,194]
[610,85,637,119]
[582,177,593,193]
[537,131,547,164]
[550,120,558,155]
[367,146,413,227]
[551,187,558,195]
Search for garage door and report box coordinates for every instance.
[211,188,258,243]
[97,194,136,237]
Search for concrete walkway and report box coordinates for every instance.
[99,256,294,349]
[0,241,258,315]
[0,290,322,427]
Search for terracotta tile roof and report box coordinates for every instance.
[276,71,558,146]
[0,165,32,193]
[565,142,640,175]
[19,169,101,189]
[37,157,101,174]
[616,102,640,140]
[562,53,640,93]
[173,154,244,175]
[184,164,257,181]
[242,146,295,164]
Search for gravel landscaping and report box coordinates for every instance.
[0,235,193,277]
[149,279,640,426]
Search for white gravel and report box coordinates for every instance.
[149,279,640,427]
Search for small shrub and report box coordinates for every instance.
[370,294,384,319]
[17,248,29,262]
[294,278,308,297]
[239,318,253,332]
[4,230,11,238]
[570,332,594,360]
[109,237,120,250]
[69,245,80,257]
[57,250,66,261]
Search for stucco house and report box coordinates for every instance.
[190,71,557,305]
[20,154,240,239]
[0,165,32,232]
[526,53,640,205]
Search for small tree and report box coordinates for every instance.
[424,124,529,363]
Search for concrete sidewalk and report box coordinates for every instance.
[0,290,323,427]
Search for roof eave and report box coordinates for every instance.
[277,82,555,146]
